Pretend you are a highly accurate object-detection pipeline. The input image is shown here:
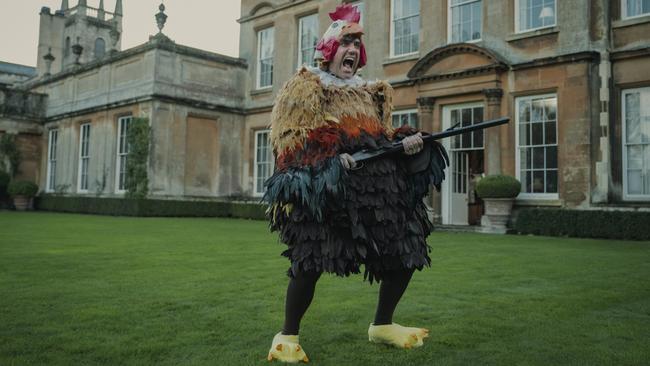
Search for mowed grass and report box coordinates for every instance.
[0,212,649,366]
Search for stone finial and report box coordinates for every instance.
[110,25,121,53]
[60,0,68,10]
[155,3,168,34]
[115,0,123,15]
[78,0,87,6]
[43,48,55,76]
[98,0,105,20]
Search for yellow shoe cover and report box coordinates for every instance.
[368,323,430,349]
[267,332,309,363]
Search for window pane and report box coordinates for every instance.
[532,123,543,145]
[546,146,557,169]
[533,147,545,169]
[520,123,530,146]
[546,170,558,193]
[533,170,545,193]
[544,121,556,144]
[628,170,642,194]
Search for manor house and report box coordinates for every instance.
[1,0,649,225]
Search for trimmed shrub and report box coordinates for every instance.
[514,208,650,241]
[8,181,39,197]
[476,175,521,198]
[34,196,266,220]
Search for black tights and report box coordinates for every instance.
[281,268,415,335]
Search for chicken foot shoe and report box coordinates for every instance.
[267,332,309,363]
[368,323,429,349]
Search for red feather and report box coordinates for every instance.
[329,4,361,23]
[315,38,340,62]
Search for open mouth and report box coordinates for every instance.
[342,56,356,71]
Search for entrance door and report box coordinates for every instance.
[442,104,485,225]
[451,151,469,224]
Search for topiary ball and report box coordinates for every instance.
[7,180,39,197]
[475,175,521,199]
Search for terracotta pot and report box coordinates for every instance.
[480,197,514,234]
[13,196,33,211]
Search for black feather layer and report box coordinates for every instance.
[264,130,449,284]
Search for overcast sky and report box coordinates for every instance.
[0,0,241,67]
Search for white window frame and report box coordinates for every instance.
[115,116,132,194]
[253,129,274,196]
[256,27,274,90]
[622,87,650,201]
[390,0,420,58]
[622,0,650,20]
[350,1,365,27]
[77,123,91,193]
[392,108,419,129]
[448,0,483,44]
[298,13,319,67]
[46,129,58,193]
[515,0,557,33]
[515,93,559,200]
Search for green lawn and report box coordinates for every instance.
[0,212,648,366]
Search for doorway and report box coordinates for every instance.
[441,103,485,225]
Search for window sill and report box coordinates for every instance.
[507,26,558,42]
[515,197,562,207]
[383,53,420,66]
[250,87,273,96]
[613,15,650,29]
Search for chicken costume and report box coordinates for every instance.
[264,4,448,363]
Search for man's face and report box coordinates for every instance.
[329,36,361,79]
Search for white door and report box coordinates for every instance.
[451,151,469,224]
[442,103,485,225]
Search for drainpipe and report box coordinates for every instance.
[593,0,612,204]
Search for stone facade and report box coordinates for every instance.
[238,0,650,224]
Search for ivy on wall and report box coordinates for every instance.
[125,117,151,199]
[0,133,21,177]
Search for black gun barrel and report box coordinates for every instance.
[351,117,509,163]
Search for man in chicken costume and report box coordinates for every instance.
[264,4,448,363]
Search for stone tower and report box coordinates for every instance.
[36,0,123,76]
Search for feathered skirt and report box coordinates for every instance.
[268,133,435,284]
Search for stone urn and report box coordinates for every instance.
[13,196,33,211]
[7,180,39,211]
[475,175,521,234]
[480,198,515,233]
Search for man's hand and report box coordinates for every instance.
[402,132,423,155]
[339,153,357,170]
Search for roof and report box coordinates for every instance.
[0,61,37,77]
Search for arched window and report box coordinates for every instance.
[64,37,71,57]
[94,38,106,59]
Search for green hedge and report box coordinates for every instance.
[35,196,266,220]
[514,208,650,240]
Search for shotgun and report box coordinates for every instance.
[351,117,510,163]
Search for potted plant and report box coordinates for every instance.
[7,180,39,211]
[475,175,521,233]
